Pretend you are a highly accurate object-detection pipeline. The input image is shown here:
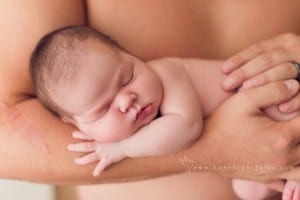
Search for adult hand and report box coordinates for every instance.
[221,33,300,113]
[192,79,300,182]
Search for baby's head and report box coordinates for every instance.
[30,26,163,142]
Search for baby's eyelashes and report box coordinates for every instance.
[122,71,135,87]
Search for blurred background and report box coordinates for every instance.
[0,179,77,200]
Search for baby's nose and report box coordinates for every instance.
[119,93,137,113]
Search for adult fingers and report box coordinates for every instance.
[222,49,295,90]
[68,141,97,152]
[74,152,99,165]
[221,33,300,73]
[240,80,299,110]
[238,62,298,91]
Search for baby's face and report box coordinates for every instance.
[59,39,163,142]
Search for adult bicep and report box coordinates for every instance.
[0,0,86,105]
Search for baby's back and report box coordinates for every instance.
[149,58,233,118]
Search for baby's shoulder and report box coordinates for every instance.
[147,57,186,77]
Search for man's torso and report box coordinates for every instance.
[87,0,300,60]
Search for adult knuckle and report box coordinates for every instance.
[256,74,268,84]
[250,43,265,54]
[234,69,246,82]
[268,137,291,167]
[273,133,293,150]
[281,33,299,46]
[260,54,273,67]
[282,32,296,41]
[269,82,287,101]
[230,55,241,65]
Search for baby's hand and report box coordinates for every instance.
[68,131,127,176]
[282,180,300,200]
[71,131,94,141]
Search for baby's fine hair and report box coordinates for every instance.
[30,26,116,117]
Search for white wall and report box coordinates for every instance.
[0,179,55,200]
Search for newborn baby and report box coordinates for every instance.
[30,26,299,200]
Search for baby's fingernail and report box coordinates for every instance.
[223,77,236,90]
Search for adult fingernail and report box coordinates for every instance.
[279,103,292,112]
[284,80,298,92]
[222,60,235,73]
[223,77,236,89]
[243,79,257,89]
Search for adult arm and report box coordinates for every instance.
[4,82,300,184]
[2,0,300,185]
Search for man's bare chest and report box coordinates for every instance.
[87,0,300,59]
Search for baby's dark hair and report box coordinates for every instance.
[30,25,116,117]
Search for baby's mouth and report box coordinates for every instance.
[135,104,153,122]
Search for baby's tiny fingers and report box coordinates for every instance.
[72,131,94,140]
[93,159,109,176]
[68,142,97,152]
[75,152,99,165]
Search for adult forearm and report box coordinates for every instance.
[0,99,189,184]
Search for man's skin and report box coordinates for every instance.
[1,0,300,199]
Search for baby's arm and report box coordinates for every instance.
[122,62,203,157]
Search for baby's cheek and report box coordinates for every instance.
[88,119,133,143]
[103,125,133,142]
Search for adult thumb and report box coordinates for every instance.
[240,80,299,109]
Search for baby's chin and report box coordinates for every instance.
[132,117,153,133]
[117,110,158,140]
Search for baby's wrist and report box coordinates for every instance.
[119,139,134,158]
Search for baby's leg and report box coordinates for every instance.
[232,179,278,200]
[282,180,300,200]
